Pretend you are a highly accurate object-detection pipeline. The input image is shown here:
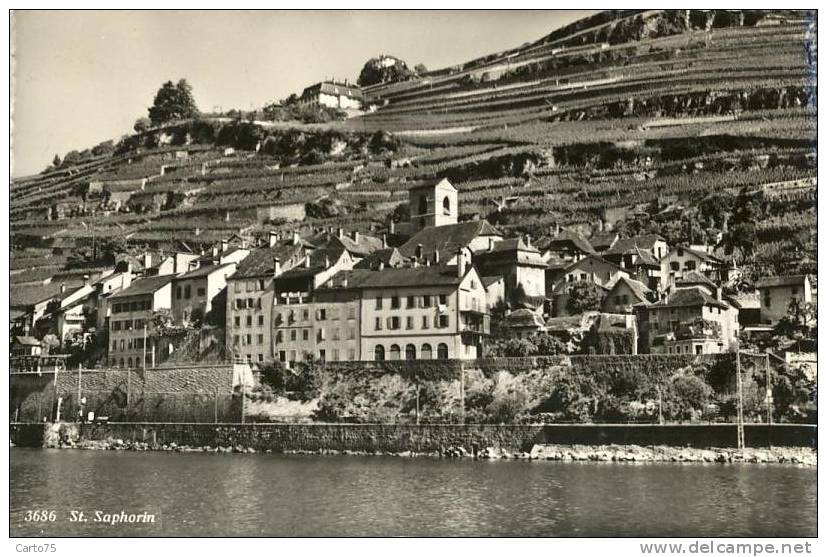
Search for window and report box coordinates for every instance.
[112,340,117,351]
[246,334,252,345]
[246,316,253,327]
[405,344,416,360]
[442,196,451,215]
[290,330,297,341]
[375,317,383,330]
[319,350,326,363]
[276,331,283,343]
[184,285,191,299]
[375,297,383,310]
[388,316,400,330]
[197,287,206,297]
[234,282,241,293]
[406,316,414,330]
[684,260,696,271]
[135,338,144,349]
[348,327,355,340]
[236,299,244,310]
[390,296,400,309]
[437,343,449,360]
[288,310,295,324]
[302,329,309,341]
[421,344,432,360]
[764,294,772,308]
[318,308,327,321]
[234,316,241,327]
[438,315,449,329]
[422,295,432,308]
[257,334,264,345]
[407,295,416,308]
[374,345,385,361]
[258,354,264,362]
[279,351,286,362]
[389,344,401,360]
[347,306,356,320]
[303,309,310,321]
[233,335,239,346]
[258,315,265,326]
[670,262,680,272]
[259,280,266,290]
[176,286,182,299]
[422,315,430,329]
[113,321,122,331]
[247,298,254,308]
[317,329,326,341]
[438,294,447,306]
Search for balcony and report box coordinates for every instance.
[460,311,490,336]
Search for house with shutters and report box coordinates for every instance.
[660,245,727,286]
[754,275,813,325]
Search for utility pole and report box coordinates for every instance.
[142,324,148,369]
[735,350,745,450]
[765,352,773,425]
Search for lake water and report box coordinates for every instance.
[10,448,816,537]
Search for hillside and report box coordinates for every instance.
[10,9,817,279]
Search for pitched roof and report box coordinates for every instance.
[175,263,234,281]
[11,282,67,307]
[358,265,468,289]
[563,254,626,274]
[108,275,174,299]
[231,243,305,279]
[589,231,619,252]
[648,286,729,310]
[610,276,652,302]
[503,309,545,329]
[755,275,809,289]
[317,269,378,291]
[311,232,385,258]
[408,177,457,192]
[481,275,503,288]
[675,271,718,290]
[354,247,406,270]
[672,245,721,264]
[604,234,666,255]
[303,81,363,100]
[273,247,346,282]
[540,230,595,255]
[399,221,501,262]
[483,237,540,254]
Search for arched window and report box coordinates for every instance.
[421,343,433,360]
[389,344,401,360]
[374,345,385,361]
[405,344,416,360]
[127,357,132,368]
[437,343,449,360]
[442,196,451,215]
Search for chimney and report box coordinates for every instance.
[269,231,278,247]
[351,231,359,243]
[60,282,66,293]
[716,286,723,301]
[341,275,348,288]
[273,257,281,277]
[292,231,300,246]
[457,249,466,277]
[412,258,419,268]
[489,237,495,251]
[212,245,219,257]
[434,251,440,264]
[304,254,311,268]
[378,261,385,271]
[83,275,90,287]
[143,253,152,269]
[415,243,423,259]
[382,233,388,248]
[389,220,396,234]
[324,255,330,269]
[525,234,532,248]
[337,227,344,239]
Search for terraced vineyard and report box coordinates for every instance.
[10,9,817,278]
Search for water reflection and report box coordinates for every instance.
[11,449,816,537]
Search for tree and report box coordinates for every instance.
[565,282,605,315]
[52,154,61,167]
[534,333,568,355]
[147,79,199,126]
[414,63,428,75]
[133,117,151,133]
[357,55,415,87]
[389,202,410,223]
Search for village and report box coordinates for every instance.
[10,172,816,375]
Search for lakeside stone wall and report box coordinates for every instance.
[11,422,816,452]
[10,365,238,423]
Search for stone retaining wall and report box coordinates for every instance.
[11,422,816,452]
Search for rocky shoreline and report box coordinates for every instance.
[33,435,817,466]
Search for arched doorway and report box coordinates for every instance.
[389,344,401,360]
[405,344,416,360]
[374,345,385,361]
[437,343,449,360]
[421,343,432,360]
